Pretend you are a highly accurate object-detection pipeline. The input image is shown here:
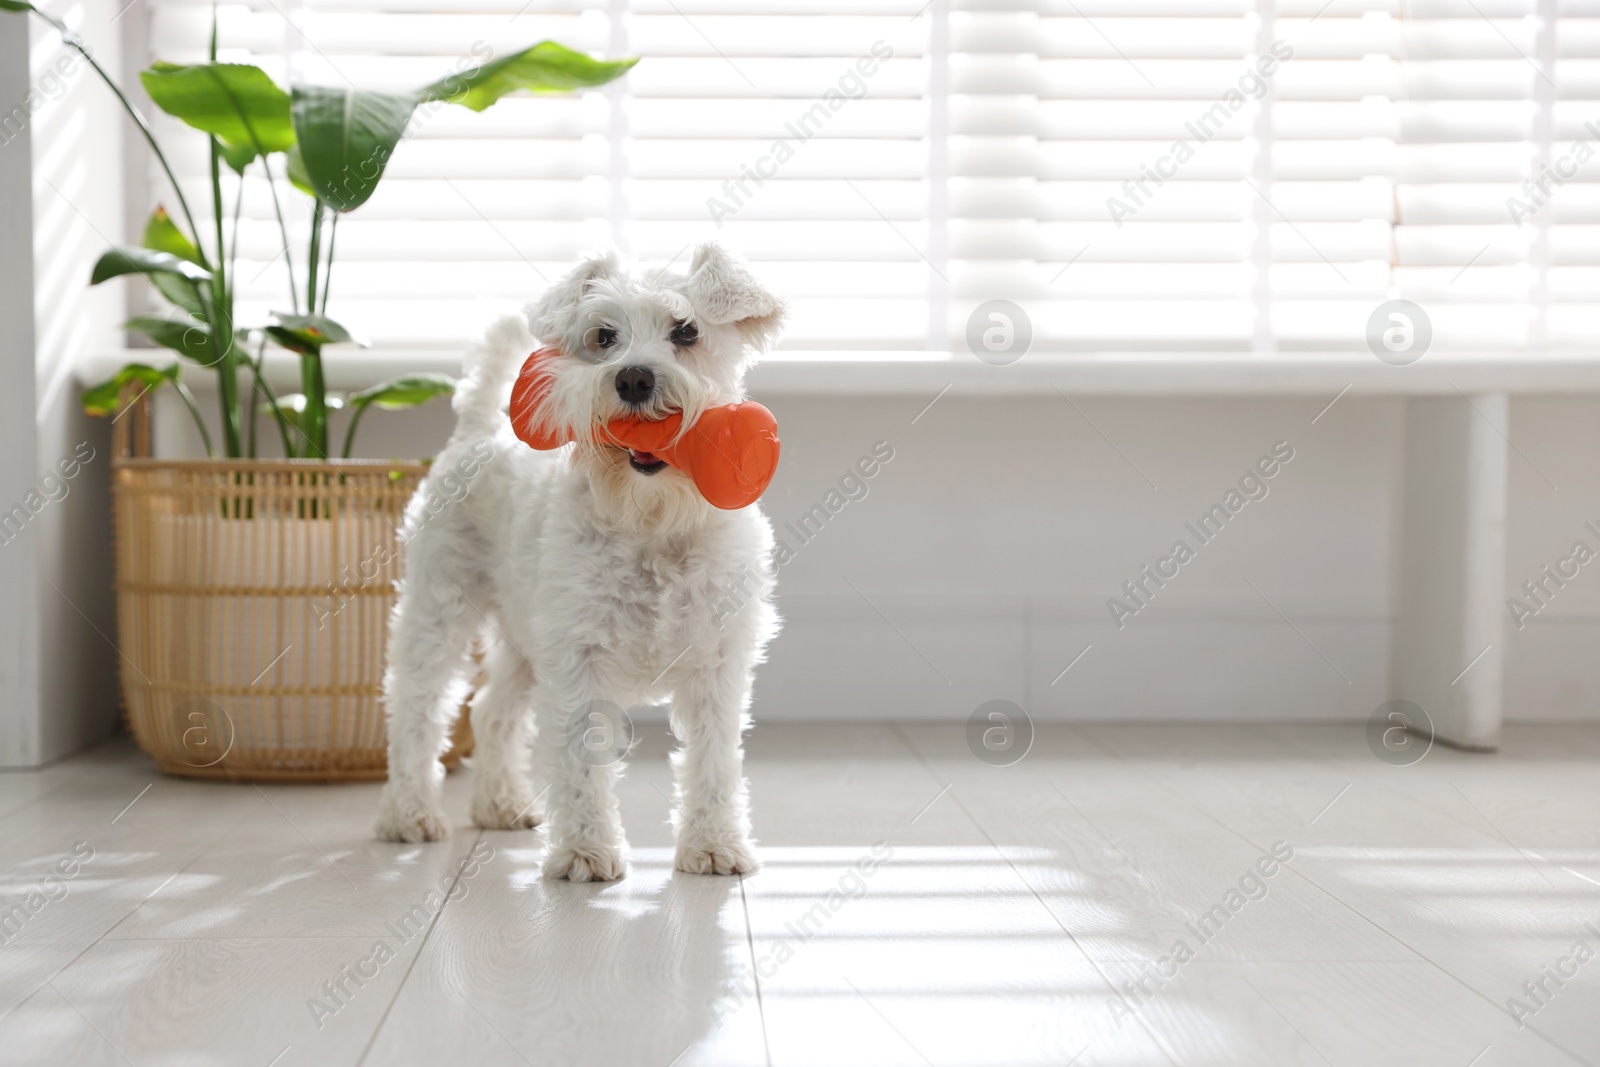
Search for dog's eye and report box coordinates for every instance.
[592,327,618,349]
[670,321,698,348]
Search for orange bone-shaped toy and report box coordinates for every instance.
[509,348,780,510]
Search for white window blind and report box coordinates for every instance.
[136,0,1600,354]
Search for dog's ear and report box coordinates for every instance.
[524,251,621,346]
[685,243,785,351]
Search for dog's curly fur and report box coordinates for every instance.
[374,244,783,881]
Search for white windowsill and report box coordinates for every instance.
[82,349,1600,396]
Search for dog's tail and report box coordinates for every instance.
[451,314,534,441]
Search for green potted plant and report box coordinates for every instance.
[5,0,634,778]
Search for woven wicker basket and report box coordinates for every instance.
[111,457,473,780]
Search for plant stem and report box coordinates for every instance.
[24,8,209,265]
[246,374,258,458]
[301,200,327,455]
[196,7,244,459]
[320,210,338,314]
[247,342,296,458]
[340,401,367,460]
[244,330,260,458]
[210,134,242,457]
[172,379,216,457]
[262,155,299,315]
[228,169,243,299]
[192,262,239,456]
[300,346,328,459]
[305,198,323,315]
[211,136,225,307]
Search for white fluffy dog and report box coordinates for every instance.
[374,244,783,882]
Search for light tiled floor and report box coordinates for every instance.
[0,722,1597,1066]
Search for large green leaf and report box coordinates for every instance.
[82,362,178,417]
[290,86,415,212]
[91,246,211,286]
[140,208,205,313]
[266,312,365,354]
[126,315,217,364]
[349,373,455,411]
[219,140,258,174]
[142,206,201,264]
[139,62,293,169]
[284,144,315,198]
[341,373,454,456]
[420,42,637,112]
[0,3,38,12]
[291,42,635,213]
[148,273,203,315]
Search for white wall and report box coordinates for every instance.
[1502,396,1600,721]
[0,0,125,767]
[755,393,1399,725]
[11,5,1595,766]
[151,380,1600,726]
[0,12,43,765]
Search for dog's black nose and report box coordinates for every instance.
[615,366,655,405]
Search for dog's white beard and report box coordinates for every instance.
[576,443,715,537]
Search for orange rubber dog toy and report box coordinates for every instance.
[509,348,780,511]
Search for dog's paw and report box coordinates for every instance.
[374,787,450,843]
[675,837,759,876]
[470,786,543,831]
[543,843,628,882]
